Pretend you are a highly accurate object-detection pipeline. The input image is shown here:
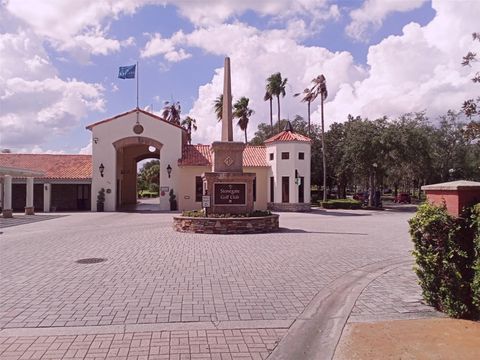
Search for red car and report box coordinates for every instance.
[394,193,411,204]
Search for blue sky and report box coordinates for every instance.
[0,0,478,153]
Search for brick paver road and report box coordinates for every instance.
[0,208,436,359]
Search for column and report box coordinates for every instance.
[25,177,35,215]
[43,183,51,212]
[2,175,12,218]
[0,181,3,210]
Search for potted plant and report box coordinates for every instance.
[97,188,105,212]
[169,189,178,211]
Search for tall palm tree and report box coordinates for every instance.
[263,91,273,129]
[294,88,316,136]
[213,94,223,122]
[233,97,254,143]
[162,101,181,125]
[313,75,328,201]
[181,116,197,145]
[266,72,287,132]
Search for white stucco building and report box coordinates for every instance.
[0,108,311,216]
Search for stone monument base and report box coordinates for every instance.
[25,206,35,215]
[202,172,256,215]
[2,209,13,218]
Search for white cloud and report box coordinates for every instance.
[79,141,92,155]
[0,29,105,150]
[141,32,191,62]
[346,0,427,42]
[326,0,480,125]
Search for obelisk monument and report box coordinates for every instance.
[202,57,255,214]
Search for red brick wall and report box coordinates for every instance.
[426,189,480,217]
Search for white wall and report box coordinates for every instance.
[90,111,184,211]
[267,141,311,204]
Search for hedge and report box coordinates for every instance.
[471,204,480,309]
[320,199,362,209]
[409,202,479,319]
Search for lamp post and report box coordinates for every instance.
[371,162,378,207]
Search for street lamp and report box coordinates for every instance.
[319,74,328,202]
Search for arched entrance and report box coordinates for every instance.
[113,136,163,210]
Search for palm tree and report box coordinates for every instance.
[213,94,223,122]
[293,88,318,136]
[266,72,287,132]
[313,75,328,201]
[233,97,254,143]
[263,91,273,129]
[181,116,197,145]
[162,101,181,125]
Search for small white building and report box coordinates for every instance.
[0,109,311,215]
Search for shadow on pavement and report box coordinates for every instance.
[0,215,68,229]
[279,228,368,236]
[309,209,372,217]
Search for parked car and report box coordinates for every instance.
[394,193,411,204]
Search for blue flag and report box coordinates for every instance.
[118,64,136,79]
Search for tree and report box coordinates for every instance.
[294,75,327,136]
[162,101,181,125]
[137,160,160,194]
[314,75,328,202]
[181,116,197,145]
[233,97,254,143]
[214,94,223,122]
[266,72,287,132]
[263,91,273,129]
[461,32,480,140]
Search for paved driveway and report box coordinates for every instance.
[0,209,436,359]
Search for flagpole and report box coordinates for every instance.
[136,60,139,124]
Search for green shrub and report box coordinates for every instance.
[409,203,478,319]
[181,210,272,218]
[320,199,362,209]
[471,204,480,309]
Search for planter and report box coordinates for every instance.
[97,202,104,212]
[173,214,280,234]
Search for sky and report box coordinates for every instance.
[0,0,479,154]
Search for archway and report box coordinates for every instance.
[113,136,163,210]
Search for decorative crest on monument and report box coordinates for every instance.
[221,57,233,142]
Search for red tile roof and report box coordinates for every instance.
[179,145,268,167]
[86,108,186,131]
[264,130,311,143]
[0,154,92,180]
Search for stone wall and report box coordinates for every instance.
[267,202,311,212]
[173,214,279,234]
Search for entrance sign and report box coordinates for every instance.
[214,183,246,205]
[202,195,211,208]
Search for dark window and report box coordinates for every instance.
[299,152,305,160]
[282,176,289,203]
[269,153,274,161]
[195,176,203,202]
[298,176,304,203]
[281,152,289,160]
[270,177,274,203]
[253,177,257,202]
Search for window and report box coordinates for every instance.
[269,153,274,161]
[195,176,203,202]
[298,177,304,203]
[253,177,257,202]
[298,152,305,160]
[281,152,289,159]
[270,177,274,203]
[282,176,289,203]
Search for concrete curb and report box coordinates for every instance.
[268,257,411,360]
